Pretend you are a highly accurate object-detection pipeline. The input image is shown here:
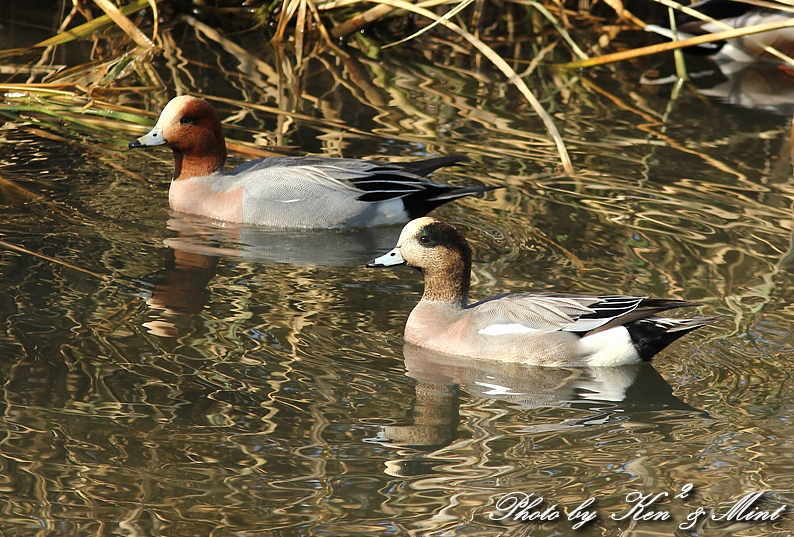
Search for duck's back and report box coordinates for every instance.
[224,156,471,228]
[223,157,410,227]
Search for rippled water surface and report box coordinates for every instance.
[2,6,794,537]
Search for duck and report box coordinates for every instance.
[367,217,714,367]
[128,95,497,228]
[644,0,794,62]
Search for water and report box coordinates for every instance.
[1,6,794,536]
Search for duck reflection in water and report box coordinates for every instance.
[142,213,403,335]
[642,59,794,117]
[641,0,794,116]
[377,344,703,453]
[645,0,794,63]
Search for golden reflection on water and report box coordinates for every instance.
[1,14,794,537]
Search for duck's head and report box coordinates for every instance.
[367,217,471,271]
[129,95,227,179]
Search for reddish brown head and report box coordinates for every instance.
[129,96,227,180]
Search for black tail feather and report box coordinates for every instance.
[404,184,500,219]
[350,155,500,215]
[394,155,470,177]
[426,184,501,202]
[627,316,715,361]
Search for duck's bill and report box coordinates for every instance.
[129,127,166,149]
[366,247,405,268]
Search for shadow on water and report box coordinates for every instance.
[163,214,403,267]
[379,344,705,452]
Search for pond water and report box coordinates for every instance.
[1,5,794,536]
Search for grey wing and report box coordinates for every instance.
[229,157,429,201]
[469,293,601,332]
[230,162,415,227]
[235,164,364,198]
[469,293,645,333]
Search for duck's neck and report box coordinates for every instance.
[173,150,226,180]
[421,257,470,306]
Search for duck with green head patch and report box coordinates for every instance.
[367,217,714,367]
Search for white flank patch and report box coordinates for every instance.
[578,326,640,367]
[278,198,303,203]
[478,323,535,336]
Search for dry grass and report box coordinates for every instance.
[2,0,794,175]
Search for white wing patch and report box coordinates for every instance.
[478,323,536,336]
[562,317,612,333]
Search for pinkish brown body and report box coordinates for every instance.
[367,218,714,366]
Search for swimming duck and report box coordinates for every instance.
[367,217,714,366]
[645,0,794,62]
[128,95,497,228]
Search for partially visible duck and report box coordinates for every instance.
[367,217,714,367]
[645,0,794,62]
[128,95,497,228]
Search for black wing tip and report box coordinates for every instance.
[394,155,470,176]
[435,155,470,165]
[425,154,470,165]
[665,316,718,332]
[638,298,702,311]
[427,184,503,201]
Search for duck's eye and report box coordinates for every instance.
[180,116,196,125]
[418,235,430,245]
